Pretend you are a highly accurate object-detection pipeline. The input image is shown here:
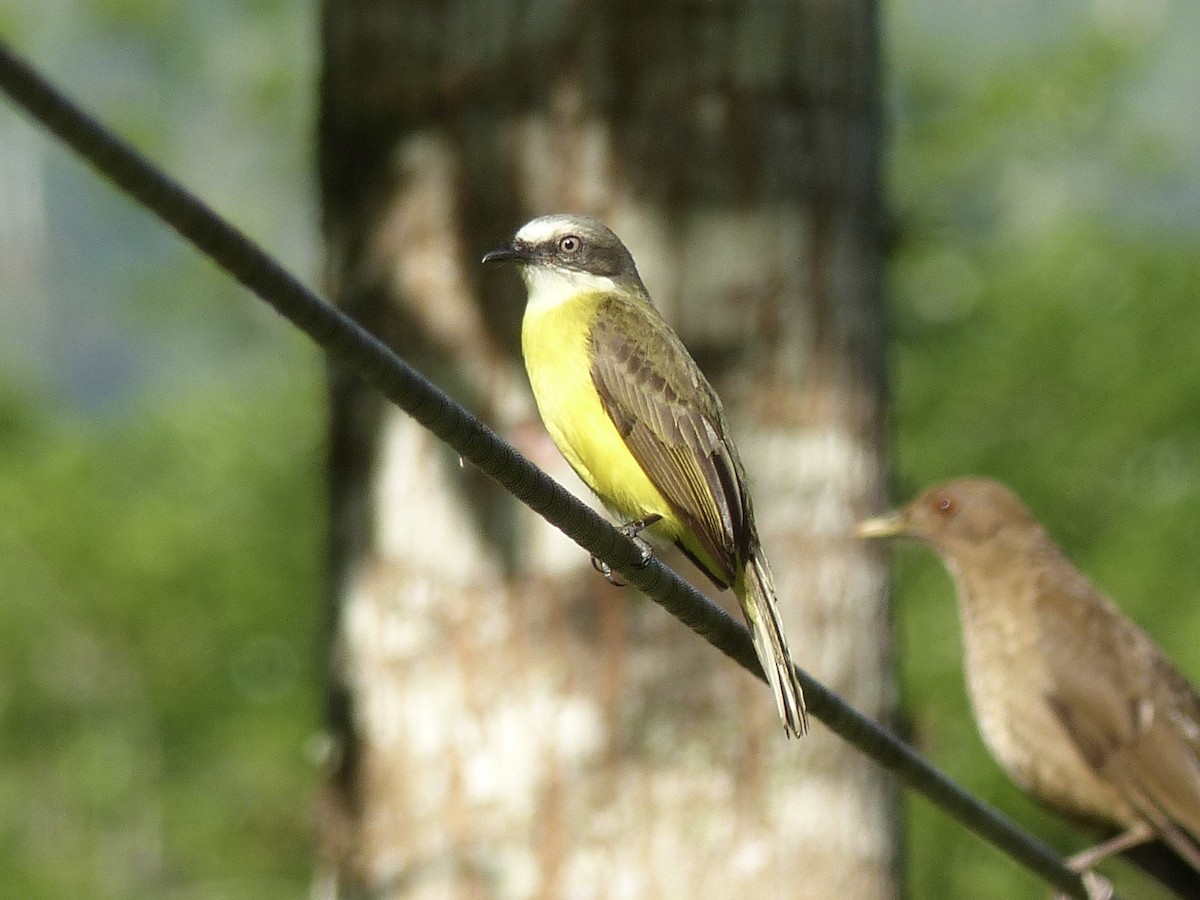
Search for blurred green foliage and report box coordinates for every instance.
[0,1,324,897]
[0,356,324,899]
[2,0,1199,897]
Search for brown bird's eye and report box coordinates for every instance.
[558,235,582,255]
[934,494,956,516]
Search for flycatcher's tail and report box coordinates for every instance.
[739,547,809,737]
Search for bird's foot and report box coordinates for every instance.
[1053,872,1113,900]
[590,555,625,586]
[1055,822,1149,900]
[620,515,660,564]
[1080,872,1114,900]
[590,515,661,586]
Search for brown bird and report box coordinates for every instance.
[857,478,1200,896]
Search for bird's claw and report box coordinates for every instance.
[1053,871,1114,900]
[620,515,659,569]
[591,554,626,586]
[1080,871,1114,900]
[591,515,661,587]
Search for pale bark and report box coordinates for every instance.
[317,1,896,897]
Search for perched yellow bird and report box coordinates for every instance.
[484,214,807,737]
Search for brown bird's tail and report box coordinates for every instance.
[738,546,809,737]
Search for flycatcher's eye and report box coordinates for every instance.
[934,494,957,516]
[558,235,582,255]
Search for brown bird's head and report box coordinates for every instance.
[856,478,1045,565]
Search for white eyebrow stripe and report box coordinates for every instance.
[515,214,586,245]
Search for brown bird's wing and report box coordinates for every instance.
[588,295,747,588]
[1101,663,1200,871]
[1040,573,1200,870]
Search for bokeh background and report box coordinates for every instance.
[1,0,1198,897]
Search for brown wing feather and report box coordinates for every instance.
[588,295,748,588]
[1097,661,1200,869]
[1041,573,1200,865]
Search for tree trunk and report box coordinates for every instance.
[316,1,896,897]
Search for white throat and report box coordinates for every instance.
[521,265,618,315]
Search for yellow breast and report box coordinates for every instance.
[521,292,677,537]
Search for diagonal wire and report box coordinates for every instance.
[0,38,1102,900]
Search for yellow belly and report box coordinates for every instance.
[522,294,679,540]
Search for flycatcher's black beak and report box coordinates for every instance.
[481,242,527,265]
